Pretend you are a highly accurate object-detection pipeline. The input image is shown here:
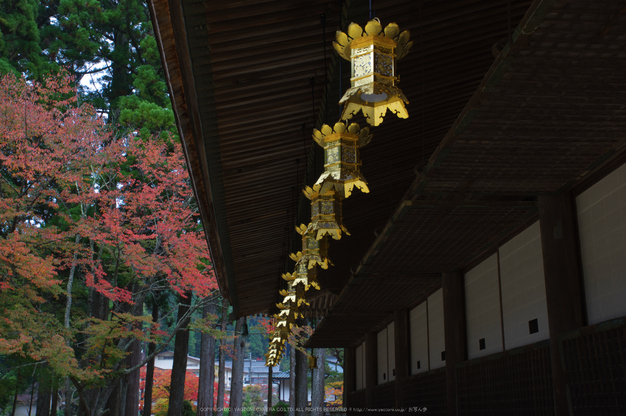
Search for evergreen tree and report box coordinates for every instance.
[0,0,46,76]
[0,0,175,138]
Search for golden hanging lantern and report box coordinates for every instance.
[303,184,350,240]
[267,344,281,359]
[275,312,295,331]
[279,282,309,307]
[266,328,288,366]
[301,262,320,290]
[333,18,412,126]
[291,224,332,269]
[276,300,303,320]
[295,262,320,290]
[283,266,319,291]
[266,337,285,366]
[270,328,291,346]
[312,122,372,199]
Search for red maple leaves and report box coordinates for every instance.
[139,367,230,412]
[0,71,216,382]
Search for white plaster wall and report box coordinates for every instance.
[154,352,175,370]
[15,405,35,416]
[577,162,626,324]
[387,322,396,381]
[465,254,503,359]
[377,328,388,383]
[499,221,550,349]
[410,302,429,374]
[428,289,446,370]
[356,343,364,390]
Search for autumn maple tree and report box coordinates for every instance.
[139,367,229,413]
[0,72,217,416]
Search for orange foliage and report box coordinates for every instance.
[325,381,343,407]
[0,71,217,387]
[139,367,229,412]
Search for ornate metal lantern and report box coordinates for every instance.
[276,299,302,320]
[334,18,412,126]
[283,264,319,291]
[270,328,291,346]
[295,262,320,290]
[279,283,309,307]
[290,223,332,270]
[304,184,349,240]
[313,122,372,199]
[275,311,295,331]
[266,332,287,366]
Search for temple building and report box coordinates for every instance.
[149,0,626,414]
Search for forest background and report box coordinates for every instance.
[0,1,343,416]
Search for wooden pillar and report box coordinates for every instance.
[365,331,378,409]
[229,317,246,416]
[443,271,467,416]
[295,347,308,416]
[289,346,296,416]
[344,346,357,409]
[394,309,408,409]
[267,364,273,411]
[539,194,585,416]
[311,348,325,416]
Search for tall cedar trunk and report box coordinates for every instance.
[105,381,122,416]
[36,371,52,416]
[311,348,325,416]
[168,293,192,416]
[229,317,245,416]
[124,338,142,416]
[197,300,217,416]
[51,384,59,416]
[65,378,73,416]
[124,291,144,416]
[215,299,228,416]
[64,233,81,416]
[84,289,109,416]
[295,348,307,416]
[143,301,159,416]
[28,368,36,416]
[288,347,295,416]
[11,370,19,416]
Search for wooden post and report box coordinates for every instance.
[443,271,467,416]
[216,298,229,416]
[289,346,296,416]
[199,300,217,416]
[538,194,585,416]
[365,331,377,409]
[394,309,408,410]
[311,348,325,416]
[344,347,356,409]
[295,348,308,416]
[229,317,246,416]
